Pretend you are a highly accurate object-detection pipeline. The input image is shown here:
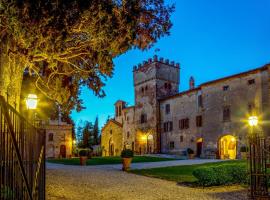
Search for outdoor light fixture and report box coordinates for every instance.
[73,140,76,145]
[26,94,38,110]
[248,116,258,127]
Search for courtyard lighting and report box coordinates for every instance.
[26,94,38,110]
[248,116,258,127]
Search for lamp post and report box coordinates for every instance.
[25,94,38,125]
[247,115,269,199]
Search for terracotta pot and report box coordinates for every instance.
[122,157,132,171]
[188,153,195,159]
[80,156,88,166]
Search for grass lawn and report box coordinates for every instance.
[130,160,246,184]
[47,156,177,165]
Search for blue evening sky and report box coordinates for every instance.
[71,0,270,129]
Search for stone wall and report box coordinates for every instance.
[101,120,123,156]
[45,120,73,158]
[160,66,270,158]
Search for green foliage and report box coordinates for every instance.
[130,160,245,184]
[193,164,248,186]
[121,149,134,158]
[79,149,88,157]
[187,148,194,154]
[47,156,175,165]
[0,0,174,111]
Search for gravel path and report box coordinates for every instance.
[46,162,247,200]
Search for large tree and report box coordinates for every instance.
[0,0,174,112]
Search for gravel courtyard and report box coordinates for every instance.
[46,162,247,200]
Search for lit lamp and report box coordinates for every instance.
[25,94,38,110]
[248,116,258,127]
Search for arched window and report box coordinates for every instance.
[127,131,130,139]
[48,133,54,141]
[145,85,148,91]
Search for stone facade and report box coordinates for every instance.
[101,55,270,159]
[101,119,123,156]
[45,120,73,158]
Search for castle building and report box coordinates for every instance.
[101,55,270,159]
[45,120,73,158]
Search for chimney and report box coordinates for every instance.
[189,76,195,90]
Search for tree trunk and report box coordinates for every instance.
[0,45,24,112]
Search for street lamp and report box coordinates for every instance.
[25,94,38,110]
[248,116,258,127]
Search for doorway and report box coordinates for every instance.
[60,145,66,158]
[219,135,236,159]
[196,138,203,157]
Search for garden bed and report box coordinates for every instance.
[130,160,247,186]
[47,156,177,165]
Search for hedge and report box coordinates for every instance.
[192,164,248,186]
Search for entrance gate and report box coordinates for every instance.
[0,96,45,200]
[248,136,270,199]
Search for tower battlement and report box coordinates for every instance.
[133,55,180,72]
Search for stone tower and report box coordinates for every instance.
[133,55,180,153]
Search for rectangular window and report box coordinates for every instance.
[184,118,189,129]
[223,85,229,91]
[141,114,147,124]
[163,122,167,132]
[196,115,202,127]
[223,106,231,122]
[169,121,173,131]
[198,95,203,107]
[169,141,175,149]
[164,121,173,132]
[180,135,184,142]
[179,119,189,129]
[165,104,170,114]
[248,79,255,85]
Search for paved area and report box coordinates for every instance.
[46,160,247,200]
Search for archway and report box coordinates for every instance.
[219,135,237,159]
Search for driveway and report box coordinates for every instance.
[46,160,247,200]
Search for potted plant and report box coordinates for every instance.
[79,150,88,166]
[121,149,134,171]
[187,148,195,159]
[240,146,248,159]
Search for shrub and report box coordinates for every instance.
[193,164,248,186]
[79,150,87,157]
[187,148,194,154]
[240,146,248,152]
[121,149,134,158]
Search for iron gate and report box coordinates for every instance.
[249,136,270,199]
[0,96,45,200]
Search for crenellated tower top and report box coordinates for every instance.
[133,55,180,72]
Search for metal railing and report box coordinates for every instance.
[0,96,45,200]
[248,136,270,199]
